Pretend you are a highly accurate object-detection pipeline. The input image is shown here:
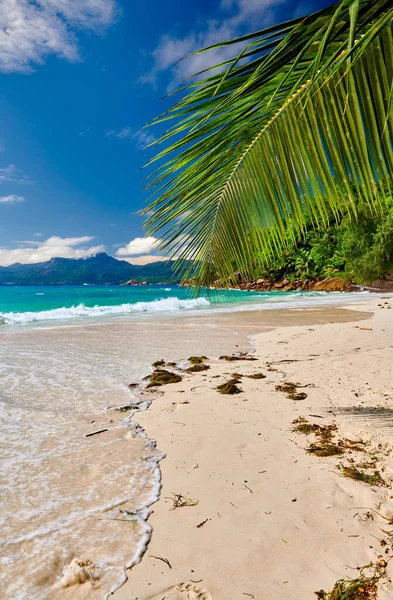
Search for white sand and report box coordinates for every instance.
[110,298,393,599]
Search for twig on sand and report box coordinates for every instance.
[196,519,209,528]
[219,354,257,362]
[85,428,108,438]
[148,555,172,569]
[166,493,199,510]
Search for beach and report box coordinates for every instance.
[112,296,393,600]
[1,292,393,599]
[2,1,391,598]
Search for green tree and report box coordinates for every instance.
[143,0,393,287]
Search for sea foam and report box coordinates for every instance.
[0,296,210,324]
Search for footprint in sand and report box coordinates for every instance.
[146,582,212,600]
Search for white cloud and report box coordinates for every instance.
[106,126,155,149]
[115,236,159,257]
[105,125,134,140]
[133,130,156,149]
[0,235,105,266]
[106,126,133,139]
[141,0,286,88]
[0,194,25,203]
[0,164,31,184]
[0,0,119,74]
[121,255,169,266]
[34,232,42,236]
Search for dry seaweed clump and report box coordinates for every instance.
[219,354,257,362]
[293,420,342,457]
[340,465,387,488]
[152,359,166,367]
[186,363,210,373]
[276,382,307,401]
[315,561,388,599]
[146,369,182,389]
[185,356,210,373]
[293,417,337,442]
[247,372,266,379]
[216,377,242,395]
[188,356,208,364]
[292,418,366,458]
[308,443,345,457]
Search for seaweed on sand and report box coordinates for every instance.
[277,382,297,394]
[291,392,308,400]
[293,418,365,457]
[188,356,208,364]
[247,372,266,379]
[186,363,210,373]
[118,404,140,413]
[307,443,345,457]
[315,561,388,599]
[292,417,337,442]
[340,466,387,487]
[216,377,242,395]
[219,354,257,361]
[146,369,182,389]
[152,359,166,367]
[185,355,210,373]
[166,493,199,510]
[276,382,307,401]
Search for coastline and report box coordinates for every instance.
[112,296,393,600]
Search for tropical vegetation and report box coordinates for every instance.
[143,0,393,287]
[256,198,393,283]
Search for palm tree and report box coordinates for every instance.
[142,0,393,287]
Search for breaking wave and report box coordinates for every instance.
[0,296,211,324]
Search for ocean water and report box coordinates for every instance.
[0,284,371,327]
[0,285,375,599]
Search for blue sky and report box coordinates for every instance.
[0,0,334,266]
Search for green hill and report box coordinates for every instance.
[0,253,190,285]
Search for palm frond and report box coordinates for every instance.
[143,0,393,286]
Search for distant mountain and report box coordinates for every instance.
[0,253,191,285]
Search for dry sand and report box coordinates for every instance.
[110,298,393,599]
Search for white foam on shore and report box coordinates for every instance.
[0,297,210,324]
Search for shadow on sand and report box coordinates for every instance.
[332,406,393,429]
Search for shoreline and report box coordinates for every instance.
[109,296,393,600]
[0,288,382,331]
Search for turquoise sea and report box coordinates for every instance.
[0,284,370,327]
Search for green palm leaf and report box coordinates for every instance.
[143,0,393,286]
